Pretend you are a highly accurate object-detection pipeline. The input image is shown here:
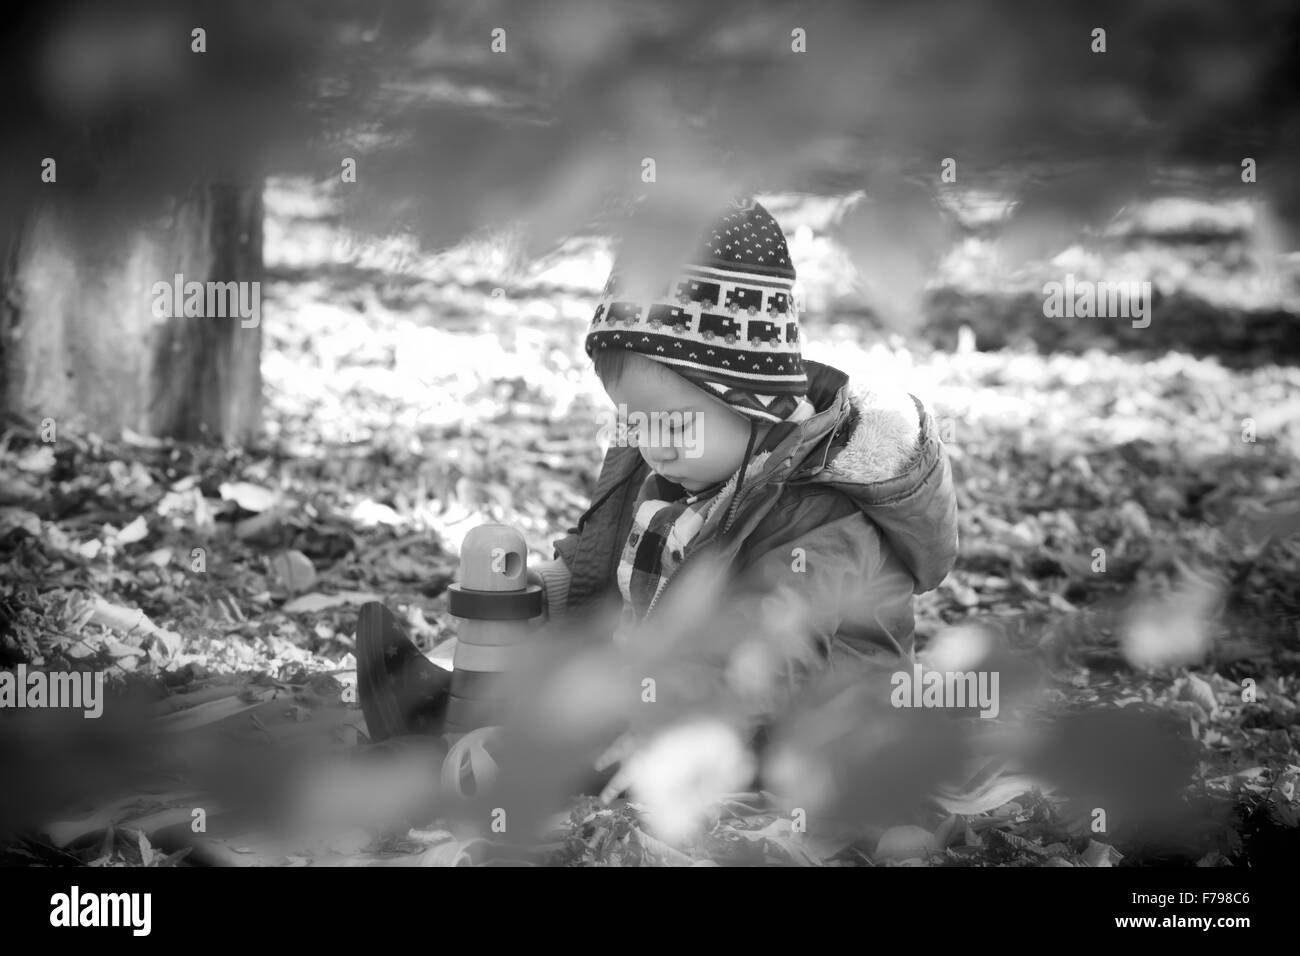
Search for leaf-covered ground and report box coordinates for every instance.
[2,181,1299,866]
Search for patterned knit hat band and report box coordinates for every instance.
[586,198,808,425]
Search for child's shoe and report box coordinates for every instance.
[356,602,454,742]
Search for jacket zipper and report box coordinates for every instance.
[640,552,693,622]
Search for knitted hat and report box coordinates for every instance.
[585,197,810,425]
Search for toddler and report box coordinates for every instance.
[530,197,958,679]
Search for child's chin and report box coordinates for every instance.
[658,469,710,491]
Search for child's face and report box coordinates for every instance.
[603,354,756,493]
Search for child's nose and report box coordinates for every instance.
[642,443,677,464]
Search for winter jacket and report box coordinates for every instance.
[531,358,959,684]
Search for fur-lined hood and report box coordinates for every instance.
[745,359,959,593]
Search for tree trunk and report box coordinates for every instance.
[0,182,264,443]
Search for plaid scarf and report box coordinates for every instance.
[614,470,744,626]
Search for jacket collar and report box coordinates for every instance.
[739,359,862,488]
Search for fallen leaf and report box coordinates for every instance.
[0,507,41,539]
[1181,672,1220,721]
[234,509,283,541]
[104,638,146,659]
[15,446,56,474]
[283,590,380,613]
[114,515,149,545]
[219,481,280,513]
[121,428,164,448]
[351,499,402,527]
[148,628,183,661]
[944,579,981,608]
[143,547,173,567]
[87,598,158,637]
[136,830,156,867]
[270,549,317,594]
[1278,766,1300,803]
